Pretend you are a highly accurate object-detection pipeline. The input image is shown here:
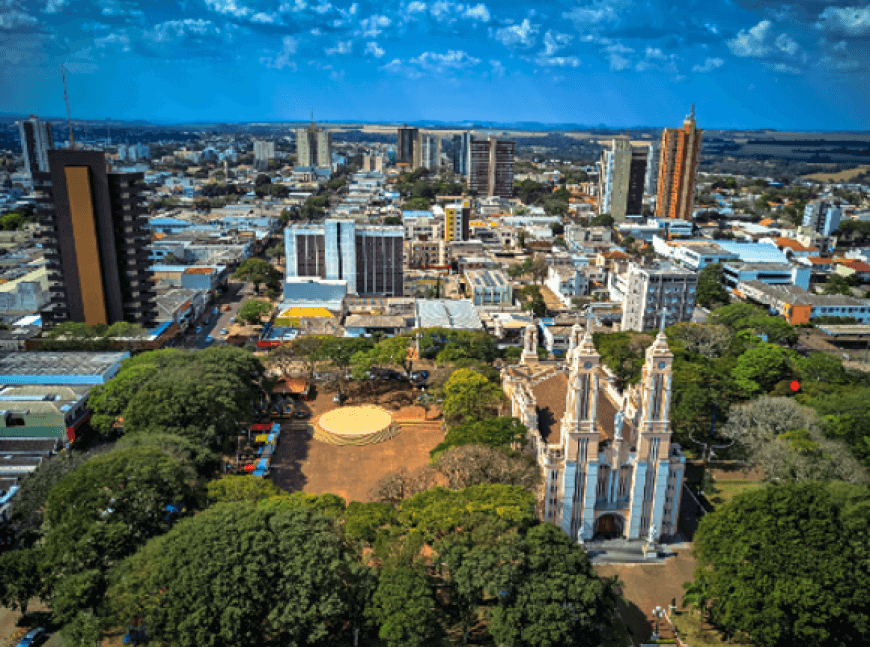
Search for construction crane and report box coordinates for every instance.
[61,64,75,150]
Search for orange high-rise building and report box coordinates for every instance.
[655,107,702,221]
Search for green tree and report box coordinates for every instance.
[490,523,617,647]
[431,417,527,457]
[730,343,794,395]
[370,335,414,376]
[115,432,222,479]
[590,213,614,227]
[238,298,273,324]
[696,263,731,309]
[110,503,357,647]
[207,475,282,503]
[682,576,712,634]
[369,565,439,647]
[233,258,281,293]
[433,444,539,491]
[41,446,194,624]
[0,549,43,615]
[693,481,870,647]
[403,196,431,210]
[824,273,855,296]
[441,368,503,424]
[254,173,271,186]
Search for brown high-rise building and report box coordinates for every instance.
[35,150,157,327]
[468,137,515,198]
[397,126,418,165]
[655,107,702,221]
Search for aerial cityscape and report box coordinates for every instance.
[1,1,870,647]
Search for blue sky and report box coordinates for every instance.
[1,0,870,129]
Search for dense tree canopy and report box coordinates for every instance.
[693,481,870,647]
[440,368,504,424]
[88,347,264,446]
[431,417,528,457]
[111,503,359,647]
[696,263,731,309]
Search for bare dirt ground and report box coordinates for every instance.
[269,382,445,503]
[595,549,698,645]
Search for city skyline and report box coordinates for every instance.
[2,0,870,130]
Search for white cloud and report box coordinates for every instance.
[251,12,277,23]
[494,18,539,48]
[205,0,251,18]
[817,7,870,38]
[407,1,427,13]
[279,0,307,12]
[365,41,385,57]
[563,1,619,29]
[542,30,572,56]
[359,14,390,37]
[0,7,38,28]
[817,56,860,72]
[410,49,480,70]
[773,62,801,74]
[490,59,505,77]
[462,3,490,22]
[313,1,332,14]
[260,34,299,69]
[81,20,110,31]
[774,32,800,57]
[728,20,772,57]
[43,0,67,13]
[382,49,480,77]
[310,27,322,35]
[148,19,218,43]
[536,55,580,68]
[692,57,724,73]
[603,42,634,71]
[325,39,352,55]
[634,47,678,73]
[94,31,131,52]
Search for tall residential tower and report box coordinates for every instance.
[655,108,702,221]
[17,115,54,175]
[35,150,157,327]
[598,138,648,221]
[468,138,515,198]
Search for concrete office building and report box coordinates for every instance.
[296,125,332,169]
[416,133,441,171]
[503,322,686,542]
[397,126,418,165]
[445,200,472,242]
[598,139,647,221]
[452,131,473,176]
[17,115,54,175]
[802,200,842,237]
[284,220,404,296]
[464,269,512,306]
[362,154,384,173]
[619,262,697,332]
[656,107,702,221]
[253,140,276,168]
[34,150,157,327]
[468,138,515,198]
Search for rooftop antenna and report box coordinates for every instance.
[106,117,110,147]
[310,110,315,130]
[61,64,75,150]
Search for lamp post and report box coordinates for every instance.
[651,606,665,641]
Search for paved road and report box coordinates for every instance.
[178,280,247,350]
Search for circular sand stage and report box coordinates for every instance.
[313,405,400,446]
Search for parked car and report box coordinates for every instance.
[294,410,310,419]
[16,628,45,647]
[412,380,428,389]
[220,328,229,336]
[224,305,231,311]
[213,307,219,315]
[204,317,210,325]
[196,326,202,334]
[205,336,214,344]
[229,317,235,323]
[411,370,430,381]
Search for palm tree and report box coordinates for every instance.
[682,577,711,634]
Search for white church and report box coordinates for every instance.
[502,320,686,543]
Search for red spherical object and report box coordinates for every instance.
[789,380,801,392]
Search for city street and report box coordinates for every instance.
[177,280,247,349]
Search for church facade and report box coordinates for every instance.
[503,322,686,543]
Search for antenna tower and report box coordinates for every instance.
[61,65,75,149]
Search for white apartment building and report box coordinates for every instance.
[619,262,698,331]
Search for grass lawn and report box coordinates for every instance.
[803,165,870,182]
[671,610,752,647]
[707,479,762,509]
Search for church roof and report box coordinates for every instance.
[532,372,568,444]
